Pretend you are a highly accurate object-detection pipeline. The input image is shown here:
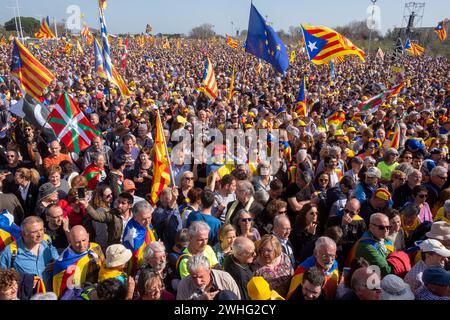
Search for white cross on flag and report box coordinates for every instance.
[48,92,100,154]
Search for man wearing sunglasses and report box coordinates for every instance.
[424,166,448,209]
[355,213,394,277]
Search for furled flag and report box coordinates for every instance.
[390,124,400,150]
[121,37,128,69]
[76,39,83,55]
[94,38,107,78]
[296,76,307,117]
[201,57,218,100]
[226,34,239,49]
[376,47,385,60]
[358,82,404,112]
[176,38,181,49]
[64,41,73,55]
[146,23,153,33]
[48,92,100,154]
[98,0,107,12]
[290,51,296,64]
[255,59,263,77]
[327,111,346,129]
[81,23,91,38]
[99,9,113,80]
[10,38,55,101]
[434,20,447,41]
[122,218,157,275]
[228,68,236,100]
[150,111,171,206]
[404,38,424,56]
[245,3,289,73]
[0,210,21,252]
[34,16,56,39]
[111,65,131,98]
[301,24,365,65]
[52,243,102,298]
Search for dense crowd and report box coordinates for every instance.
[0,36,449,300]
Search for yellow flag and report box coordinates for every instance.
[64,42,73,55]
[162,38,170,49]
[111,65,131,98]
[228,68,235,100]
[176,39,181,49]
[76,40,84,54]
[118,37,123,48]
[86,35,93,46]
[290,51,296,64]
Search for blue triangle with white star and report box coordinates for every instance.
[302,28,328,60]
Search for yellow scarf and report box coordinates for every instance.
[401,216,420,237]
[434,207,450,223]
[98,264,127,283]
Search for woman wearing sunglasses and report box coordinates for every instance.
[232,209,261,242]
[408,185,433,223]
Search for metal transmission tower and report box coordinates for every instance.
[401,2,425,40]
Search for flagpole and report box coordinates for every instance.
[157,110,176,188]
[54,17,58,39]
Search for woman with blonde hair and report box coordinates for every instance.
[212,224,237,266]
[251,234,294,298]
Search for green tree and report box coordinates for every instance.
[4,16,40,36]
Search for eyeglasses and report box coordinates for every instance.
[104,193,113,198]
[24,128,33,131]
[417,194,428,199]
[278,210,288,214]
[241,218,253,223]
[6,155,15,158]
[184,177,194,181]
[371,223,391,231]
[259,248,274,254]
[403,156,412,159]
[438,176,448,180]
[319,179,329,183]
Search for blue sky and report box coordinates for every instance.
[1,0,447,35]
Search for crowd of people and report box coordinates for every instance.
[0,34,449,301]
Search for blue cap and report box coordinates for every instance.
[406,138,425,152]
[422,267,450,286]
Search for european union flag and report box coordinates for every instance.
[245,4,289,74]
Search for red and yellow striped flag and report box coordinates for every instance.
[228,67,236,100]
[10,38,55,100]
[327,111,346,128]
[390,124,400,149]
[150,112,171,206]
[111,65,131,98]
[34,17,55,39]
[201,57,218,100]
[226,34,238,49]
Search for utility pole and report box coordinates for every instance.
[367,0,377,56]
[6,6,19,36]
[15,0,24,39]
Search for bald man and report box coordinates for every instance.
[52,225,104,297]
[350,267,381,300]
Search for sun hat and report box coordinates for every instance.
[105,244,132,268]
[380,274,415,300]
[426,221,450,240]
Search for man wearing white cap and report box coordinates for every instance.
[404,238,450,293]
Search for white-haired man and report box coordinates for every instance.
[224,180,263,224]
[176,255,240,300]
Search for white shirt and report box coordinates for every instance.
[19,182,31,201]
[120,215,132,242]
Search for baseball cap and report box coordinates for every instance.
[422,267,450,286]
[430,148,443,155]
[347,127,357,133]
[374,188,391,201]
[123,179,136,192]
[419,239,450,257]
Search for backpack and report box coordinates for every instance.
[60,283,96,300]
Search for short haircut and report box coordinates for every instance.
[112,156,127,170]
[188,221,210,239]
[444,199,450,214]
[21,216,44,233]
[200,190,215,209]
[269,179,283,191]
[143,241,166,262]
[220,174,237,187]
[302,266,325,287]
[187,254,210,274]
[314,236,337,253]
[273,214,290,228]
[431,166,447,177]
[96,278,128,300]
[237,180,254,196]
[369,212,388,223]
[412,185,428,197]
[132,200,153,216]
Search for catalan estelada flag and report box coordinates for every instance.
[226,34,238,49]
[404,38,424,56]
[327,111,345,128]
[122,218,157,275]
[201,57,218,100]
[53,243,102,297]
[435,20,447,41]
[287,256,339,300]
[390,124,400,149]
[34,16,55,39]
[301,24,365,65]
[296,76,307,117]
[111,65,131,98]
[0,210,21,252]
[10,38,55,100]
[150,111,171,206]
